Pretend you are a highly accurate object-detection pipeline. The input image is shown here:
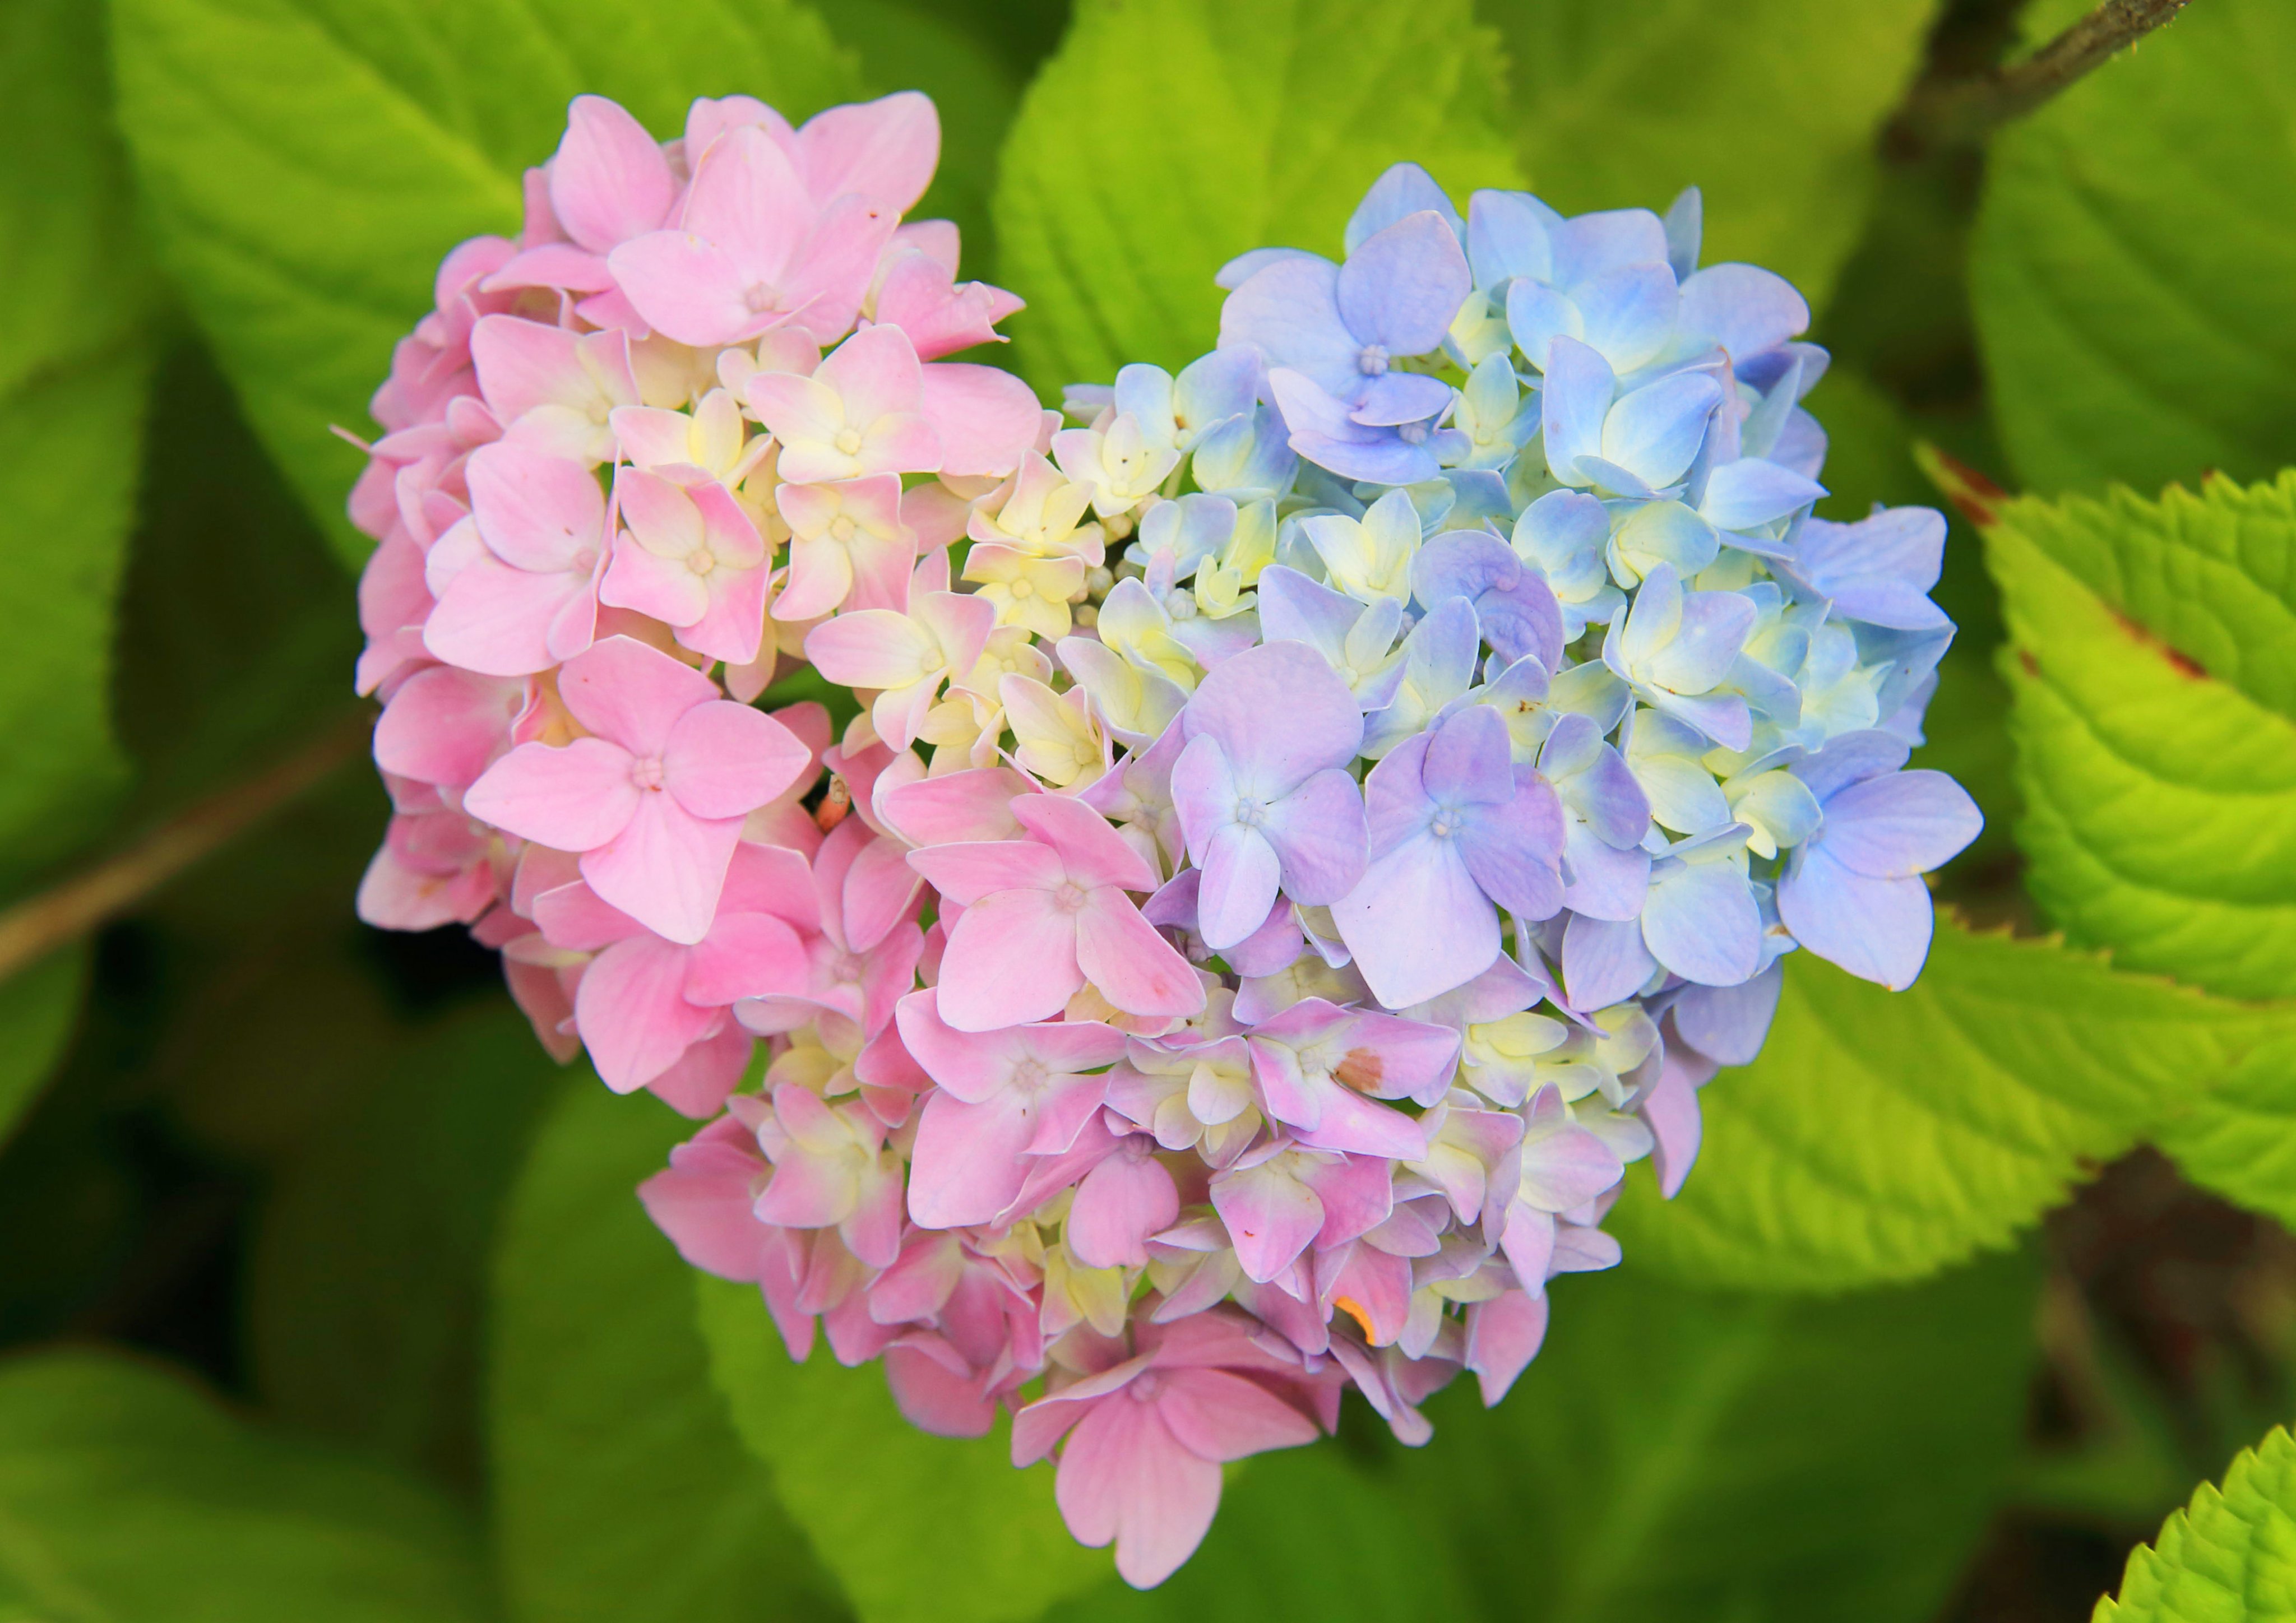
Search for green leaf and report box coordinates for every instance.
[993,0,1521,393]
[2152,1032,2296,1233]
[0,1350,490,1620]
[0,947,91,1152]
[697,1272,1107,1623]
[0,0,155,895]
[1490,0,1937,310]
[493,1079,846,1623]
[1389,1253,2039,1623]
[1041,1443,1485,1623]
[1979,471,2296,1000]
[1971,0,2296,497]
[2097,1425,2296,1622]
[247,998,561,1486]
[111,0,862,565]
[1,0,151,392]
[1607,920,2296,1291]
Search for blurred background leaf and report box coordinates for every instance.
[1972,0,2296,498]
[698,1273,1108,1623]
[1044,1442,1485,1623]
[994,0,1521,394]
[0,1350,493,1620]
[1486,0,1938,311]
[491,1080,848,1623]
[1389,1252,2039,1623]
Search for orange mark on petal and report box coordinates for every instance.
[1334,1049,1385,1093]
[816,776,852,831]
[1332,1296,1377,1342]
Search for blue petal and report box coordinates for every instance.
[1677,263,1810,360]
[1539,336,1614,486]
[1336,211,1474,358]
[1642,851,1762,986]
[1220,257,1357,395]
[1698,457,1825,533]
[1346,163,1462,254]
[1215,245,1327,291]
[1600,370,1723,490]
[1506,279,1581,371]
[1573,263,1679,373]
[1465,189,1560,288]
[1663,187,1702,281]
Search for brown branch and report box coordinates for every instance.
[0,712,372,985]
[1883,0,2193,161]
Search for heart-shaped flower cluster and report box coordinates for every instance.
[353,91,1982,1589]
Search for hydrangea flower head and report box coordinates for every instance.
[354,111,1980,1589]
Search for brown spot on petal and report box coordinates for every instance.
[1334,1048,1385,1093]
[2018,648,2041,679]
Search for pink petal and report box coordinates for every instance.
[918,363,1045,477]
[550,96,675,253]
[684,912,808,1006]
[1067,1148,1180,1269]
[372,665,522,788]
[1155,1366,1321,1463]
[818,323,926,429]
[467,442,604,573]
[892,990,1016,1103]
[1075,894,1207,1019]
[798,91,938,214]
[1210,1162,1323,1283]
[1055,1395,1223,1590]
[530,877,647,952]
[581,792,744,945]
[883,1342,997,1438]
[933,887,1084,1031]
[1465,1289,1549,1406]
[599,532,711,627]
[605,231,759,348]
[1011,794,1158,892]
[575,935,716,1091]
[906,1091,1033,1228]
[646,1025,753,1118]
[663,701,809,819]
[904,838,1063,906]
[557,634,720,754]
[803,608,937,692]
[637,1130,771,1281]
[840,833,924,952]
[776,193,900,347]
[677,125,811,285]
[422,553,586,676]
[774,532,858,621]
[679,566,770,667]
[465,736,640,851]
[877,769,1032,846]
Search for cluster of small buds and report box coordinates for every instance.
[354,91,1982,1589]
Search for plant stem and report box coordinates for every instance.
[1883,0,2192,161]
[0,713,371,984]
